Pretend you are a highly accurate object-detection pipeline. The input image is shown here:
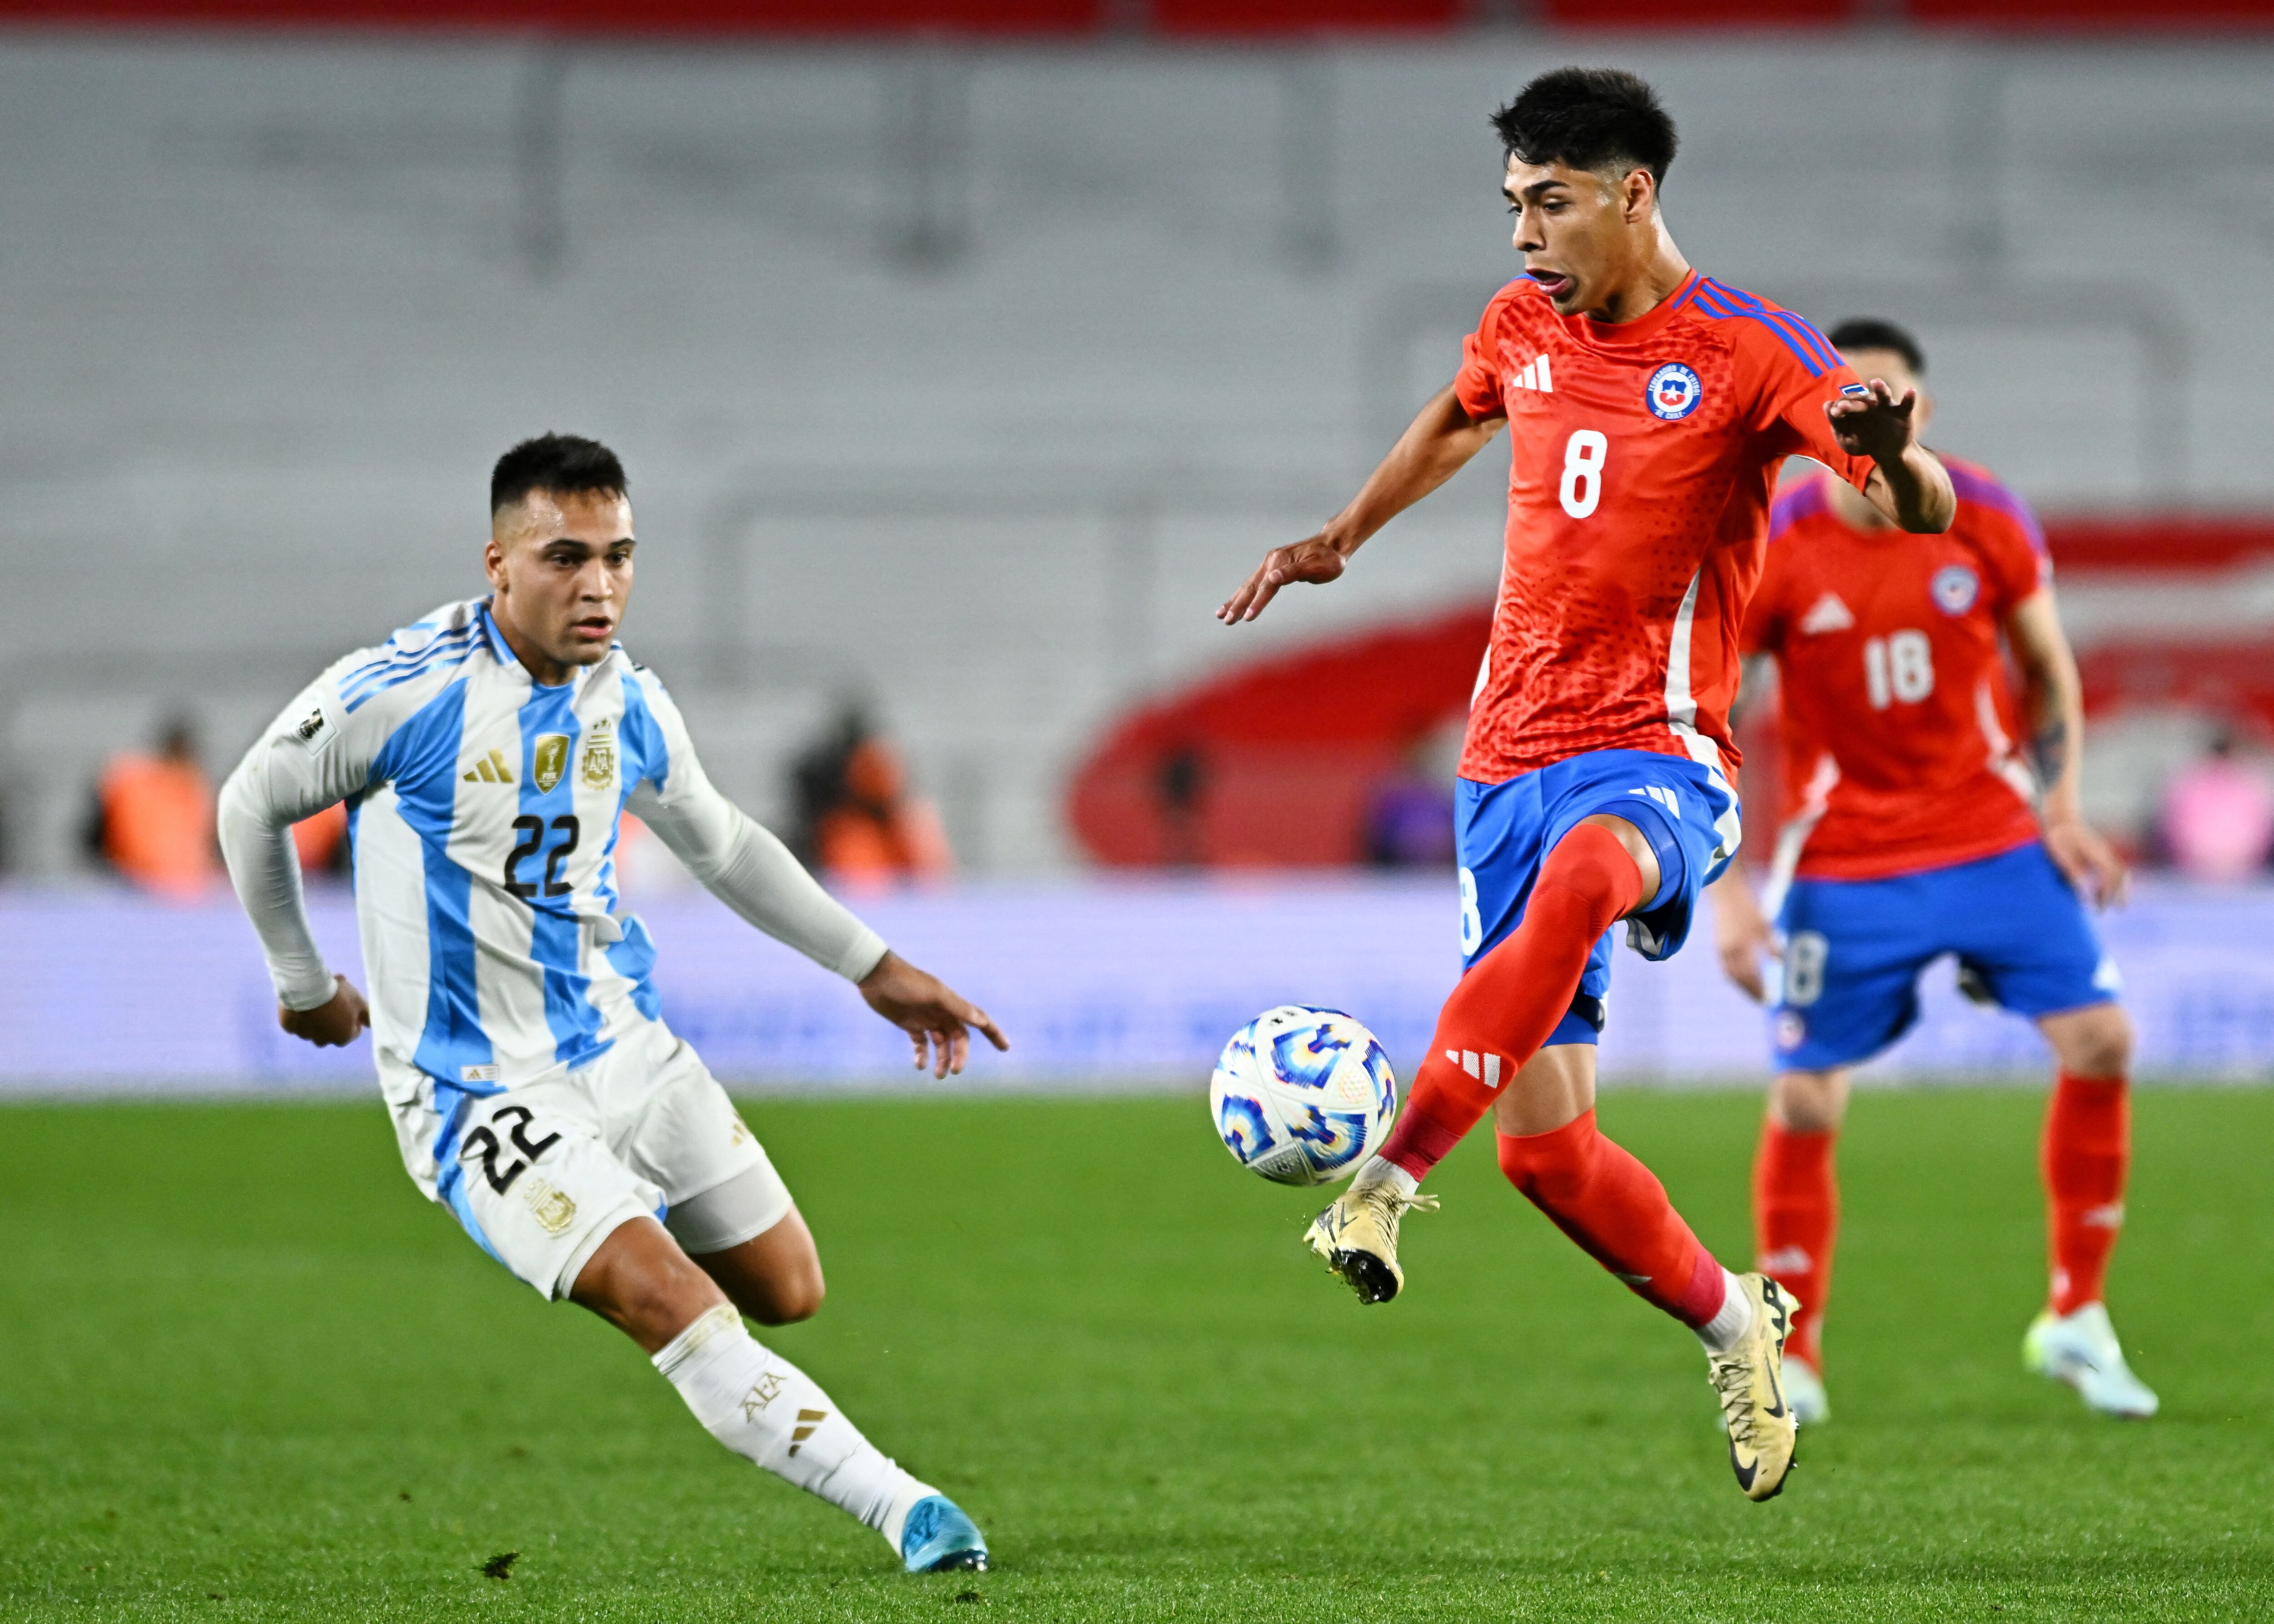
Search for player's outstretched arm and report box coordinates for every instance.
[1218,384,1504,624]
[857,951,1009,1080]
[1707,867,1776,1003]
[630,709,1010,1072]
[2006,588,2129,908]
[1825,378,1955,535]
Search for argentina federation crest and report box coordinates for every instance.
[1931,564,1981,616]
[531,734,570,793]
[1645,362,1703,421]
[581,718,617,791]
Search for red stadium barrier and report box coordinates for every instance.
[0,0,1103,30]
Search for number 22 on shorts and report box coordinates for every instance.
[1559,430,1607,519]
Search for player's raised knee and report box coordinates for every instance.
[2046,1002,2134,1081]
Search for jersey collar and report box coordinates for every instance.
[1565,268,1702,349]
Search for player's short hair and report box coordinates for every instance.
[1491,68,1678,191]
[490,433,629,516]
[1827,317,1926,377]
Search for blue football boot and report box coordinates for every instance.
[900,1494,988,1574]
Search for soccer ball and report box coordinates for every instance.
[1209,1006,1398,1187]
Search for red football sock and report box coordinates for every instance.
[2043,1071,2128,1316]
[1497,1111,1726,1326]
[1376,823,1646,1182]
[1753,1121,1838,1370]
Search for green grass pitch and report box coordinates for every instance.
[3,1087,2271,1621]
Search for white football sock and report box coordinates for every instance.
[1352,1157,1419,1199]
[1694,1268,1756,1353]
[652,1304,934,1551]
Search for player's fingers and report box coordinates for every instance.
[947,1026,970,1077]
[941,989,1007,1052]
[909,1029,927,1070]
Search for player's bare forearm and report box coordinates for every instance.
[1218,386,1503,623]
[1827,379,1953,534]
[1862,445,1955,535]
[1330,387,1505,552]
[2006,588,2127,904]
[2006,590,2085,817]
[1708,866,1774,1003]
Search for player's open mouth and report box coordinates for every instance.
[1528,269,1573,297]
[573,619,614,638]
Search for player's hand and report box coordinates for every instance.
[1825,377,1923,464]
[857,950,1009,1079]
[1217,534,1347,624]
[1712,885,1776,1003]
[2043,814,2130,909]
[278,975,370,1047]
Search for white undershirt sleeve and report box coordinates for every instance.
[218,677,371,1011]
[631,747,887,984]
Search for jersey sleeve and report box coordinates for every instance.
[1953,466,2053,616]
[1747,326,1879,495]
[216,652,399,1010]
[621,670,888,982]
[1452,282,1524,422]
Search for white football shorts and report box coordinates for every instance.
[380,1020,794,1299]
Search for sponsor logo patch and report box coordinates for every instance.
[292,706,333,749]
[1774,1011,1807,1052]
[1645,362,1703,421]
[1840,382,1871,397]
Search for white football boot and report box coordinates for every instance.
[1781,1354,1831,1427]
[2023,1302,2159,1418]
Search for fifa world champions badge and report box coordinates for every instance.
[1645,362,1703,420]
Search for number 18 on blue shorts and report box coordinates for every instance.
[1456,749,1742,1048]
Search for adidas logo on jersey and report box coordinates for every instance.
[1444,1049,1504,1087]
[463,747,516,784]
[1507,352,1555,394]
[1799,592,1856,635]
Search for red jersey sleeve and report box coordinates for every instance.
[1736,317,1879,495]
[1947,458,2053,617]
[1453,282,1526,422]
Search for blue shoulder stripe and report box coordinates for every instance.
[1700,278,1836,377]
[1692,282,1823,378]
[342,628,480,712]
[338,621,477,693]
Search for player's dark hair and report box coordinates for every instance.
[1827,317,1926,377]
[490,433,629,515]
[1491,68,1678,190]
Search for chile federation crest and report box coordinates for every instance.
[1645,362,1703,421]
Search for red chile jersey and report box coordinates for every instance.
[1742,456,2051,883]
[1452,271,1879,786]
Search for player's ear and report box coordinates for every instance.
[482,532,509,591]
[1623,167,1655,223]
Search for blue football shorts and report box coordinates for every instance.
[1769,840,2121,1073]
[1456,749,1743,1047]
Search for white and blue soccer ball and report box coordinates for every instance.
[1209,1006,1399,1187]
